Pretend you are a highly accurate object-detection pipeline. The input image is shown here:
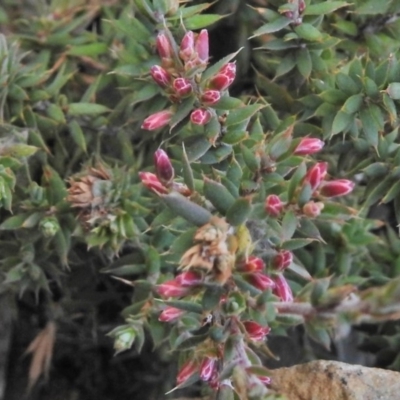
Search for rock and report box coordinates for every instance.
[269,360,400,400]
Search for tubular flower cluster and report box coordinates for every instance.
[176,355,220,388]
[264,194,283,217]
[139,149,189,196]
[273,274,293,302]
[294,137,324,156]
[209,63,236,91]
[158,306,185,322]
[157,271,203,298]
[143,28,237,130]
[272,250,293,271]
[243,321,271,342]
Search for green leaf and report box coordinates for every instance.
[0,144,38,158]
[241,145,260,172]
[294,23,323,42]
[331,110,353,135]
[303,1,349,15]
[185,14,224,30]
[281,210,297,241]
[225,104,264,126]
[0,213,29,230]
[387,82,400,100]
[181,143,194,192]
[250,16,292,38]
[68,103,110,116]
[68,42,108,57]
[199,143,233,164]
[288,162,306,202]
[68,120,87,153]
[213,96,243,110]
[202,286,224,310]
[203,177,236,214]
[360,107,379,147]
[226,198,252,226]
[161,192,211,226]
[296,48,312,79]
[281,238,315,250]
[184,135,212,162]
[341,94,363,114]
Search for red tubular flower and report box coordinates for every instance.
[194,29,209,63]
[272,250,293,271]
[154,149,174,183]
[273,274,293,302]
[199,357,218,382]
[264,194,283,217]
[303,200,324,217]
[294,138,324,156]
[156,32,173,60]
[139,171,168,194]
[209,63,236,91]
[303,162,328,191]
[240,256,265,272]
[177,360,198,385]
[150,65,171,87]
[319,179,355,198]
[179,31,195,62]
[175,271,203,287]
[190,108,212,125]
[141,110,173,131]
[243,321,271,341]
[201,90,221,105]
[156,279,191,297]
[247,272,276,291]
[159,306,185,322]
[173,77,192,97]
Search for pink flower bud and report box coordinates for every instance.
[209,63,236,91]
[179,31,195,62]
[258,375,272,385]
[156,279,191,297]
[190,108,212,125]
[194,29,209,63]
[201,90,221,105]
[219,63,236,80]
[154,149,174,183]
[200,357,217,381]
[265,194,283,217]
[177,360,198,385]
[243,321,271,341]
[303,162,328,192]
[175,271,203,287]
[299,0,306,14]
[159,306,185,322]
[141,110,173,131]
[240,256,265,272]
[156,32,173,60]
[139,171,168,194]
[273,274,293,302]
[247,272,276,291]
[294,138,324,156]
[319,179,354,198]
[150,65,171,87]
[302,201,324,217]
[173,77,192,97]
[272,250,293,271]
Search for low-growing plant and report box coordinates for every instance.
[2,0,400,399]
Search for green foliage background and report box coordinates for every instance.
[2,0,400,398]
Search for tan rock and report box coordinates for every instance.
[269,360,400,400]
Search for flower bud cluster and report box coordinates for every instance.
[176,355,219,389]
[142,29,237,131]
[139,149,190,196]
[283,0,306,25]
[157,271,203,298]
[303,161,354,199]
